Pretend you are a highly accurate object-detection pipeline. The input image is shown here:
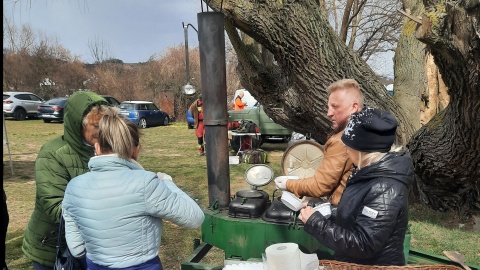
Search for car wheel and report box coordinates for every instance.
[13,108,27,120]
[43,119,52,123]
[138,118,147,129]
[162,116,169,126]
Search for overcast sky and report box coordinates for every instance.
[4,0,202,63]
[4,0,393,77]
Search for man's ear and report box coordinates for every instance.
[352,101,361,113]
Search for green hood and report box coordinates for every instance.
[63,91,108,162]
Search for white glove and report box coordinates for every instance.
[157,172,173,181]
[274,177,289,190]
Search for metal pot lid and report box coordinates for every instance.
[236,189,264,198]
[244,164,274,187]
[281,140,324,178]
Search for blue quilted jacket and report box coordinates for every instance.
[62,155,204,268]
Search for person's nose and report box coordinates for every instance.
[327,107,334,118]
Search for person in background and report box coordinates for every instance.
[299,107,413,266]
[234,90,247,110]
[189,95,205,156]
[62,107,204,270]
[22,92,109,270]
[275,79,363,206]
[2,162,9,270]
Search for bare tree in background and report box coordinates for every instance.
[225,38,243,100]
[3,18,90,97]
[3,15,36,54]
[327,0,403,71]
[88,36,112,64]
[52,58,89,96]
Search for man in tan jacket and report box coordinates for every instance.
[275,79,364,205]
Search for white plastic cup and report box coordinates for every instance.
[281,191,303,211]
[314,202,331,218]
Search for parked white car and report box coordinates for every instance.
[3,91,45,120]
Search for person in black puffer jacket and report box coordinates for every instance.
[299,107,414,266]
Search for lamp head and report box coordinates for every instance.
[181,83,196,95]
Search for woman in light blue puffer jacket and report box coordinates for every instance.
[62,107,204,270]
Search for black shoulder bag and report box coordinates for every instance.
[53,212,86,270]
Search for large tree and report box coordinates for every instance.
[204,0,479,214]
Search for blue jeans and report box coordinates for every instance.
[32,262,53,270]
[86,256,162,270]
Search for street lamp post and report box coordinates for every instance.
[181,22,198,95]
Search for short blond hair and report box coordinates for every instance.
[327,79,364,108]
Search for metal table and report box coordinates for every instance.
[230,131,261,156]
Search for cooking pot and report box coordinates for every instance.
[236,189,265,199]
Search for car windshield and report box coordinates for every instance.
[3,94,10,100]
[45,98,66,105]
[119,103,135,110]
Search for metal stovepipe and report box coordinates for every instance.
[198,12,231,209]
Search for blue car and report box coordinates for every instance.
[187,108,194,129]
[119,101,170,129]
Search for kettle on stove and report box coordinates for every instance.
[228,164,274,219]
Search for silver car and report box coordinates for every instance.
[3,91,45,120]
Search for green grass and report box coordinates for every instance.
[3,119,479,269]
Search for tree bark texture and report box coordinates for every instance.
[407,0,480,212]
[204,0,479,213]
[394,1,426,131]
[395,3,450,130]
[207,0,415,145]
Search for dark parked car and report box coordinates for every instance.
[119,101,170,128]
[3,91,45,120]
[37,97,68,123]
[187,109,194,129]
[101,95,121,107]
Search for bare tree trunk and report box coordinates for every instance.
[394,0,426,131]
[407,1,480,213]
[340,0,355,42]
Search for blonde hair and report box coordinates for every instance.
[327,79,364,108]
[97,107,141,160]
[82,104,109,128]
[357,145,404,168]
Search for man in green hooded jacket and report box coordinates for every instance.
[22,91,109,269]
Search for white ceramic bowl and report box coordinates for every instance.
[281,191,303,211]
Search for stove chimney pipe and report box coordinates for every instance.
[197,12,231,209]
